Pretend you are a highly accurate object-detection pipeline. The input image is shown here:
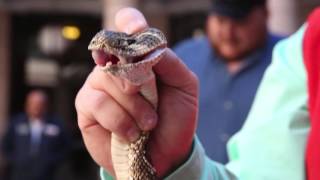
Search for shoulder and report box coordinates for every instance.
[10,113,28,124]
[304,8,320,42]
[173,37,209,55]
[307,7,320,23]
[43,115,69,136]
[44,114,64,126]
[173,37,212,67]
[267,33,285,47]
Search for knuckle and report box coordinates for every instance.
[131,98,156,130]
[123,85,141,95]
[111,112,131,132]
[130,96,146,113]
[74,91,82,112]
[110,113,138,141]
[190,71,199,87]
[90,91,110,111]
[75,86,87,113]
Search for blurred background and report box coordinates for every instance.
[0,0,319,179]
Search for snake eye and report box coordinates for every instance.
[109,39,126,48]
[127,39,136,45]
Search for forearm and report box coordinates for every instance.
[100,137,237,180]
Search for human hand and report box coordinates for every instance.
[75,7,198,178]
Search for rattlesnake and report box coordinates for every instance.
[88,28,167,180]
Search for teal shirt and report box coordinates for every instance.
[101,26,309,180]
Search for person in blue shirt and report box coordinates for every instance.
[173,0,283,163]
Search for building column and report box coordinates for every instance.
[102,0,139,29]
[0,9,10,136]
[268,0,302,35]
[0,8,10,176]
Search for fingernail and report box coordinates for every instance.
[142,113,157,130]
[125,20,146,34]
[127,127,140,142]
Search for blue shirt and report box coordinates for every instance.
[173,34,282,163]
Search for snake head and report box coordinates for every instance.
[88,28,167,71]
[88,30,129,65]
[88,30,136,53]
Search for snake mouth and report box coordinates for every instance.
[94,47,166,68]
[92,50,119,66]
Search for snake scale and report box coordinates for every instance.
[88,28,167,180]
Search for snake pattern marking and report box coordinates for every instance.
[88,28,167,180]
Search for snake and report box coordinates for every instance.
[88,27,167,180]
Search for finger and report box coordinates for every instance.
[77,113,115,176]
[88,66,140,94]
[89,67,158,131]
[110,75,141,95]
[75,86,115,174]
[154,48,198,96]
[76,81,140,142]
[115,7,148,34]
[91,91,139,142]
[112,8,149,92]
[106,76,158,131]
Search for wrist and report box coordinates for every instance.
[152,138,194,178]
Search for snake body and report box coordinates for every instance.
[88,28,167,180]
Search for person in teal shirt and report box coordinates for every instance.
[76,7,313,180]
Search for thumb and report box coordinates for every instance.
[114,8,198,96]
[115,7,149,34]
[91,7,149,94]
[154,49,198,96]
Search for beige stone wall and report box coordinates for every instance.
[268,0,320,35]
[268,0,302,35]
[300,1,320,21]
[103,0,138,29]
[0,9,10,136]
[143,11,169,41]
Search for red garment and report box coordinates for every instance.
[303,8,320,180]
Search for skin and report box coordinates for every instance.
[25,90,48,120]
[207,6,268,66]
[75,8,198,178]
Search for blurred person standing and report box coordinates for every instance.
[173,0,283,163]
[1,89,70,180]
